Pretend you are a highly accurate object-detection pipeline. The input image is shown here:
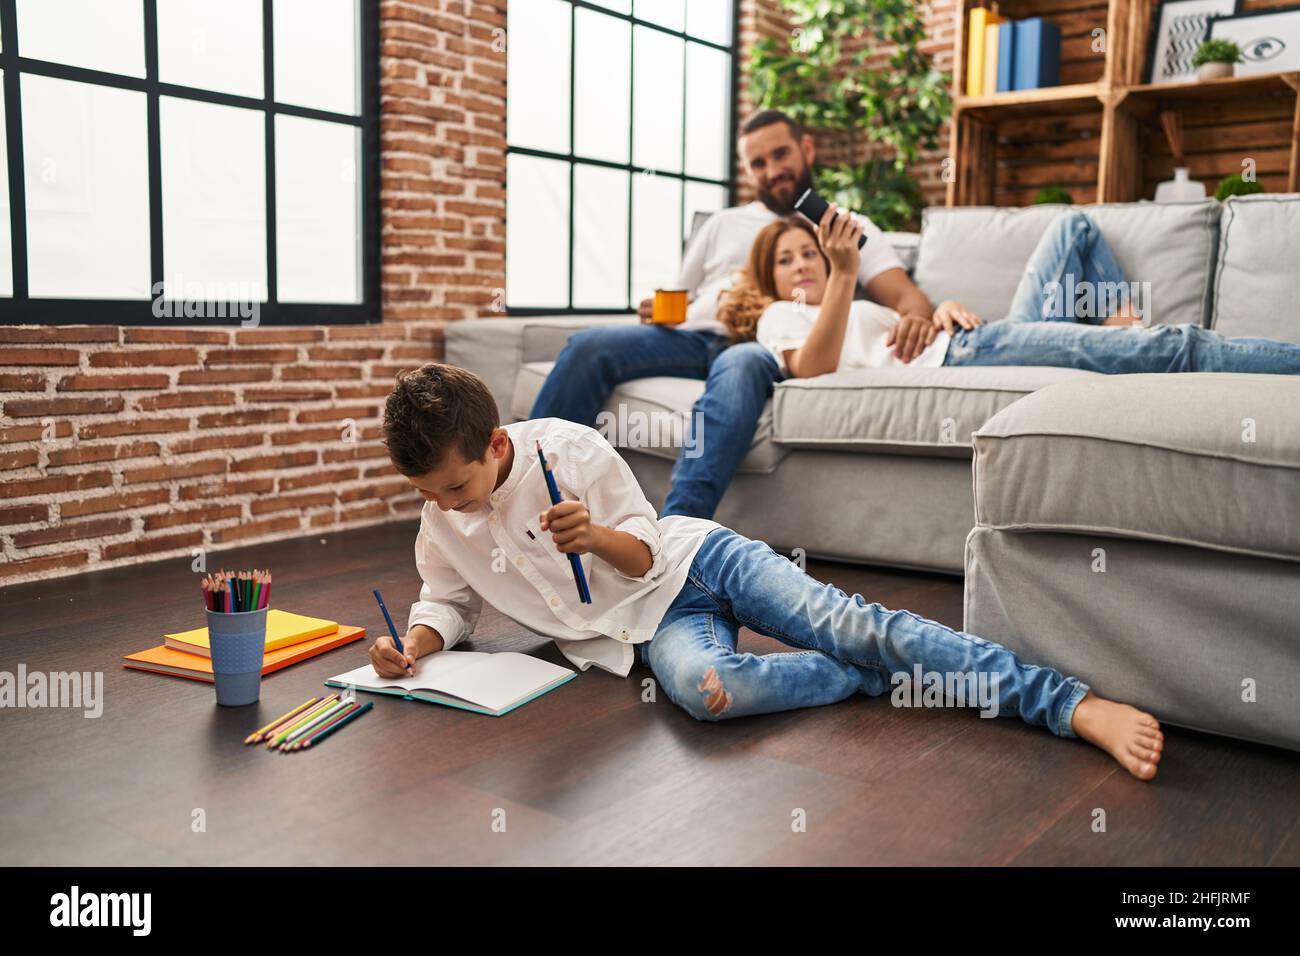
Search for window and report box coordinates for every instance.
[505,0,736,314]
[0,0,379,325]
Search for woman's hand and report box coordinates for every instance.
[816,203,863,278]
[932,300,983,334]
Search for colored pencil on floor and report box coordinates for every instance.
[245,697,321,745]
[297,702,373,750]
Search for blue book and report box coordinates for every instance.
[1012,18,1061,91]
[997,20,1015,92]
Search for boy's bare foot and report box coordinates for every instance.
[1070,691,1163,781]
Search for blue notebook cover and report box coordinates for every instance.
[997,20,1015,92]
[1012,18,1061,91]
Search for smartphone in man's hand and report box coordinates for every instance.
[794,189,867,249]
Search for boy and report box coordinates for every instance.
[370,363,1165,781]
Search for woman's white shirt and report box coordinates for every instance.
[756,298,950,374]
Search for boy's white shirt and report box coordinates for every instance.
[677,200,905,335]
[408,418,721,677]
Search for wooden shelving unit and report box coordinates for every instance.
[946,0,1300,206]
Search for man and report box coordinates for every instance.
[530,109,938,519]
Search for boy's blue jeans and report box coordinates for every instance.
[529,325,783,519]
[946,210,1300,375]
[641,528,1090,736]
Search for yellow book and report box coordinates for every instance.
[163,609,339,658]
[983,22,1001,95]
[966,8,1005,96]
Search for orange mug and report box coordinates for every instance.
[652,289,688,324]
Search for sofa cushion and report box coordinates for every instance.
[1211,193,1300,344]
[973,373,1300,562]
[913,200,1220,328]
[511,361,787,474]
[772,366,1101,457]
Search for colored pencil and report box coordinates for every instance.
[536,441,592,604]
[266,693,340,748]
[298,702,373,750]
[286,701,361,751]
[277,699,351,750]
[245,697,321,744]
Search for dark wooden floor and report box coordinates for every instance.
[2,520,1298,866]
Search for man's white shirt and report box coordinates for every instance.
[407,418,720,677]
[676,200,906,335]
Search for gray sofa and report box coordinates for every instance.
[447,193,1300,750]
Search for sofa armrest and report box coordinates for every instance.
[445,314,637,422]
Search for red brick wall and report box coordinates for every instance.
[0,0,507,585]
[1,0,958,586]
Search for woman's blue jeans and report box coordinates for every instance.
[945,210,1300,375]
[641,528,1090,736]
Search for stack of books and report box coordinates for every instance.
[966,9,1062,96]
[123,610,366,682]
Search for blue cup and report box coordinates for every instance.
[206,607,268,706]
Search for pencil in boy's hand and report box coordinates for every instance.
[373,588,413,675]
[536,441,593,604]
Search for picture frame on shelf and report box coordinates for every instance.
[1207,5,1300,75]
[1145,0,1240,84]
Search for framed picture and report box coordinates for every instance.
[1208,5,1300,75]
[1146,0,1240,84]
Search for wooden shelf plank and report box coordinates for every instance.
[1119,72,1300,109]
[955,82,1105,119]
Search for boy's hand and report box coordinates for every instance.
[369,629,428,681]
[540,501,598,554]
[638,297,654,323]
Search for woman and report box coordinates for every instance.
[716,206,1300,378]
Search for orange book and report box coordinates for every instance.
[123,625,366,682]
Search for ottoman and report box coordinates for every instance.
[963,373,1300,752]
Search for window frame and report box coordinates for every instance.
[505,0,739,317]
[0,0,381,326]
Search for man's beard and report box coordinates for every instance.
[757,165,814,216]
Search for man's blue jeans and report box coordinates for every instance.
[641,528,1089,735]
[529,325,783,518]
[946,210,1300,375]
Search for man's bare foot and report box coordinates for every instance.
[1070,691,1163,781]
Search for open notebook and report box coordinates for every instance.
[326,651,576,717]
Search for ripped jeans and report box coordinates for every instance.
[640,528,1089,736]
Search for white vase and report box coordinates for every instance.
[1154,167,1206,203]
[1198,61,1234,81]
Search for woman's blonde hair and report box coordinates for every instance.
[716,215,828,343]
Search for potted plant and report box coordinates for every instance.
[1192,39,1243,81]
[1214,173,1265,201]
